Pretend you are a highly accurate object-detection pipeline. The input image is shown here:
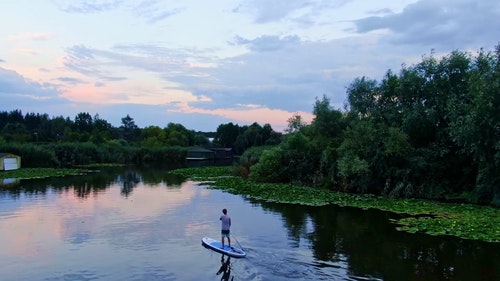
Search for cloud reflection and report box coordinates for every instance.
[0,181,208,259]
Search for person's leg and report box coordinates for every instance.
[221,234,225,248]
[228,237,231,247]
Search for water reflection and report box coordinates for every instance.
[256,199,500,281]
[0,167,498,280]
[216,255,234,281]
[0,166,186,199]
[1,177,19,186]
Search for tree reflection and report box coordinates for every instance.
[119,170,141,197]
[258,200,500,280]
[0,166,189,199]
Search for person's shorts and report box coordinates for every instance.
[221,229,230,238]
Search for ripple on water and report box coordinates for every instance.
[235,245,352,280]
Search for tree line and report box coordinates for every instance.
[240,46,499,206]
[0,111,282,167]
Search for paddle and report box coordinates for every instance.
[233,235,245,252]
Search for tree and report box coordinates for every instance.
[214,122,240,148]
[336,120,376,193]
[250,132,317,185]
[448,46,500,205]
[345,77,378,118]
[310,95,345,144]
[49,116,72,141]
[74,112,93,133]
[120,114,140,143]
[285,113,306,134]
[1,123,29,142]
[164,123,194,146]
[194,133,210,146]
[141,125,166,147]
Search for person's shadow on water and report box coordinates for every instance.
[216,255,234,281]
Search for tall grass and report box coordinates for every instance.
[0,142,189,168]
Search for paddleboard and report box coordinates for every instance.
[201,237,246,258]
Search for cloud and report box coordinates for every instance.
[55,0,123,13]
[63,45,132,81]
[235,0,306,23]
[55,77,86,85]
[58,35,404,120]
[190,35,401,113]
[233,35,301,52]
[7,32,54,41]
[354,0,500,47]
[4,0,496,133]
[0,67,58,97]
[0,67,67,112]
[13,49,40,55]
[168,102,314,132]
[131,0,183,23]
[63,44,209,81]
[234,0,351,24]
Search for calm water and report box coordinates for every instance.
[0,167,498,281]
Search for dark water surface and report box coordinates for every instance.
[0,167,498,281]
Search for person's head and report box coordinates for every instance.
[222,208,227,215]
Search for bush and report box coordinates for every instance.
[0,143,59,167]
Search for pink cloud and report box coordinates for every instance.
[171,103,314,132]
[12,48,40,55]
[8,32,54,41]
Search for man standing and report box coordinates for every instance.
[220,208,231,249]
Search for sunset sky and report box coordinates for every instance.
[1,0,498,132]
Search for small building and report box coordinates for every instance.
[0,153,21,171]
[186,147,234,167]
[186,148,215,161]
[211,148,233,161]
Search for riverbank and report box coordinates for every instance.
[170,166,500,243]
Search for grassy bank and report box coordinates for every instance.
[170,166,500,243]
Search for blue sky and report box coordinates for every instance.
[1,0,499,132]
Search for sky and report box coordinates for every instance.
[1,0,499,132]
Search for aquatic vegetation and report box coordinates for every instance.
[170,166,500,243]
[0,168,95,180]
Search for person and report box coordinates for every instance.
[220,208,231,249]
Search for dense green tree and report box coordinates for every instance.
[249,45,498,205]
[141,126,166,147]
[345,77,378,118]
[1,123,30,142]
[49,116,72,141]
[91,114,114,143]
[164,123,194,147]
[74,112,93,133]
[120,114,140,143]
[194,133,210,146]
[213,122,240,148]
[309,95,345,147]
[447,47,500,205]
[336,120,376,193]
[250,132,318,185]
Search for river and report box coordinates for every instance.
[0,167,498,280]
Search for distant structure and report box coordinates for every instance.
[0,153,21,170]
[186,147,234,167]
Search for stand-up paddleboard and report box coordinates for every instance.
[201,237,246,258]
